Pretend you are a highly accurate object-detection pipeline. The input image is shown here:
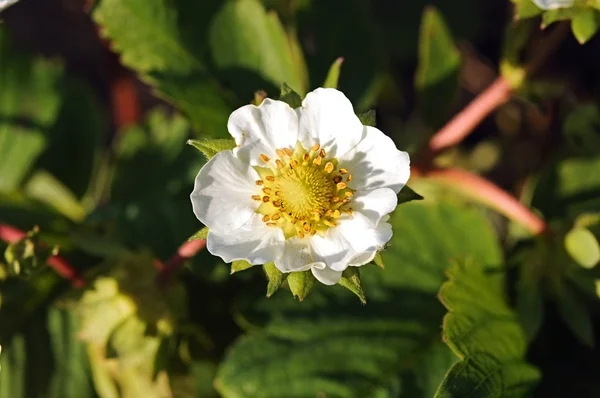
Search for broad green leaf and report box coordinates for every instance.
[0,27,62,192]
[93,0,235,137]
[323,57,344,89]
[217,201,503,397]
[187,139,236,161]
[415,6,461,126]
[279,83,303,109]
[565,227,600,269]
[188,226,209,242]
[0,308,95,398]
[572,8,600,43]
[435,261,541,397]
[209,0,307,97]
[24,170,87,223]
[558,286,594,347]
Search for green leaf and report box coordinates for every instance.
[209,0,307,97]
[337,267,366,304]
[415,6,461,126]
[357,109,376,127]
[323,57,344,89]
[435,261,541,397]
[0,308,95,398]
[231,260,254,274]
[397,185,424,205]
[187,139,236,161]
[0,27,63,193]
[188,226,209,242]
[557,286,595,347]
[563,104,600,156]
[279,83,303,109]
[571,8,600,43]
[286,270,316,301]
[24,170,87,222]
[516,275,545,341]
[92,0,235,137]
[217,201,503,396]
[565,227,600,269]
[263,262,285,297]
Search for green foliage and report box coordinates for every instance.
[323,57,344,89]
[286,270,315,301]
[435,261,541,397]
[216,200,503,397]
[278,83,303,108]
[337,267,366,304]
[264,262,285,298]
[415,7,461,126]
[187,139,236,161]
[188,226,209,242]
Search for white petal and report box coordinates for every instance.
[532,0,573,10]
[206,214,285,264]
[228,98,298,165]
[311,265,342,286]
[339,126,410,193]
[275,237,323,273]
[191,151,260,234]
[297,88,364,158]
[351,188,397,227]
[310,212,392,272]
[348,221,393,267]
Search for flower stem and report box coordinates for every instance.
[156,239,207,286]
[0,224,85,287]
[424,168,549,236]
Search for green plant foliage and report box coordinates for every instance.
[187,139,236,161]
[435,261,541,397]
[215,200,503,397]
[415,7,461,126]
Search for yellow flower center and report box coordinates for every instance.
[250,142,355,239]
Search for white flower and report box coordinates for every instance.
[191,88,410,285]
[531,0,574,10]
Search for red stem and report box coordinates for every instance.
[156,239,206,285]
[0,224,85,287]
[428,76,512,153]
[424,168,549,236]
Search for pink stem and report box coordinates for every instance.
[156,239,207,285]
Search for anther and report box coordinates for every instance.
[303,223,311,232]
[273,200,282,207]
[310,230,317,236]
[290,160,298,169]
[266,176,275,182]
[260,154,270,162]
[347,174,353,182]
[283,148,293,157]
[276,149,285,158]
[324,209,333,217]
[323,220,337,227]
[332,210,341,218]
[313,156,323,166]
[267,222,278,227]
[271,213,281,221]
[262,215,271,222]
[339,168,348,174]
[303,153,310,162]
[342,198,351,204]
[331,196,340,203]
[263,188,272,195]
[252,195,262,201]
[262,196,270,202]
[337,182,347,190]
[333,175,342,183]
[345,191,354,197]
[291,218,298,224]
[276,159,284,168]
[311,143,320,152]
[297,229,305,238]
[324,162,334,173]
[319,149,326,158]
[347,208,353,214]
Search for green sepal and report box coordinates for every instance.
[514,0,543,19]
[231,260,255,274]
[187,138,236,160]
[358,109,376,127]
[398,185,424,205]
[4,226,59,277]
[188,226,209,241]
[565,227,600,269]
[287,270,316,301]
[372,251,385,268]
[279,83,302,109]
[338,267,366,304]
[323,57,344,89]
[571,8,600,44]
[263,262,285,297]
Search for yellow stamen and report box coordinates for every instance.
[324,162,334,173]
[333,175,343,184]
[262,215,271,222]
[267,222,277,227]
[319,149,326,158]
[339,168,348,174]
[276,159,284,168]
[271,213,281,221]
[260,154,270,162]
[256,180,264,185]
[311,143,320,152]
[337,182,347,190]
[297,229,305,238]
[332,210,341,218]
[347,174,353,182]
[252,195,262,201]
[262,196,270,202]
[283,148,293,157]
[263,187,272,194]
[266,176,275,182]
[345,191,354,197]
[313,156,323,166]
[276,149,285,158]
